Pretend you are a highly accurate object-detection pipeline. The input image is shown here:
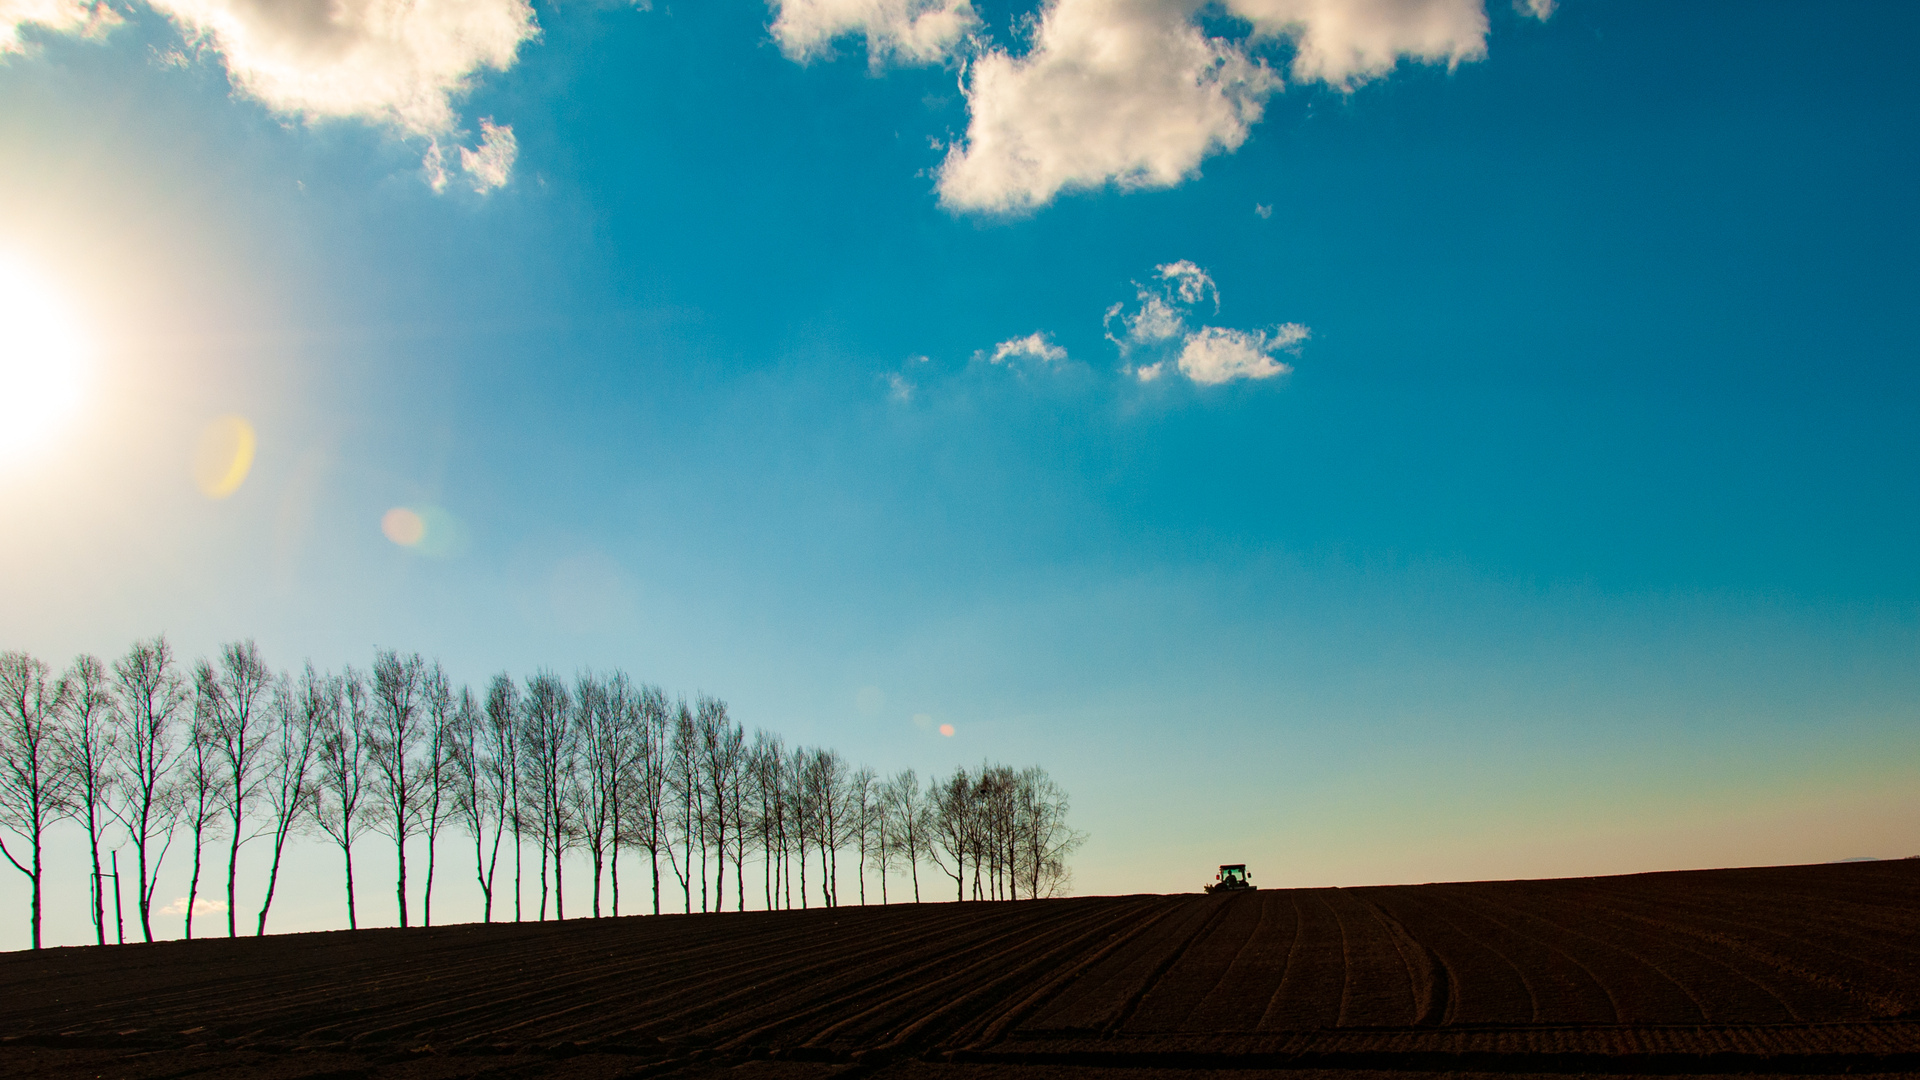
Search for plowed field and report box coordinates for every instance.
[3,861,1918,1079]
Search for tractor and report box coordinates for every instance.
[1205,864,1253,893]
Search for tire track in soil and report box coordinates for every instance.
[1431,886,1620,1024]
[1459,883,1705,1024]
[733,897,1162,1053]
[1254,891,1343,1030]
[1557,887,1814,1023]
[1324,887,1418,1027]
[1178,891,1297,1032]
[1123,891,1264,1032]
[1019,897,1226,1033]
[1361,887,1534,1025]
[1103,894,1240,1036]
[1351,891,1448,1027]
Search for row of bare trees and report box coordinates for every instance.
[0,638,1085,950]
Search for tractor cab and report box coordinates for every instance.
[1206,864,1253,893]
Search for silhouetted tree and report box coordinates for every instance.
[196,640,273,937]
[110,635,187,941]
[521,671,574,920]
[314,669,373,929]
[255,666,324,935]
[880,768,927,903]
[621,683,670,915]
[58,654,118,944]
[0,651,72,949]
[420,663,455,927]
[180,708,220,940]
[368,650,427,927]
[451,683,504,921]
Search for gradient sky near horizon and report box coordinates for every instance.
[3,0,1920,948]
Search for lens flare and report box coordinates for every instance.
[382,507,426,546]
[0,253,89,464]
[193,415,256,498]
[938,723,955,737]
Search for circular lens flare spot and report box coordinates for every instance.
[382,507,426,546]
[193,415,256,498]
[938,723,955,737]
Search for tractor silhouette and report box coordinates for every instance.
[1206,864,1253,893]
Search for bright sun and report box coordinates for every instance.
[0,253,89,463]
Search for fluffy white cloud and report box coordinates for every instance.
[988,331,1067,364]
[0,0,118,53]
[148,1,536,135]
[1225,0,1487,88]
[1173,323,1307,384]
[770,0,978,65]
[932,0,1551,212]
[937,0,1276,213]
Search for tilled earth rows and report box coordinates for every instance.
[1,861,1917,1078]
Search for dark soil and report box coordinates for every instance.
[3,861,1917,1078]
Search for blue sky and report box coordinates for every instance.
[2,0,1919,944]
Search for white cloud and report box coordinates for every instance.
[146,0,537,136]
[459,117,517,192]
[0,0,118,54]
[1175,323,1306,384]
[885,371,914,402]
[1225,0,1487,88]
[930,0,1550,213]
[1109,258,1308,386]
[159,895,229,916]
[1157,259,1217,308]
[769,0,978,66]
[936,0,1277,213]
[988,331,1067,364]
[1515,0,1554,18]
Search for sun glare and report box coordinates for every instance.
[0,254,89,464]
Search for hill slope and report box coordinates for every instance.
[2,860,1917,1078]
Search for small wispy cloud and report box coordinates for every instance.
[885,371,915,402]
[159,896,228,917]
[1108,258,1307,386]
[987,331,1067,365]
[460,118,518,193]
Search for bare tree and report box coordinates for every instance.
[196,640,273,937]
[930,767,972,901]
[368,649,427,927]
[520,671,574,920]
[110,635,187,941]
[849,766,876,905]
[482,675,521,921]
[748,730,785,910]
[621,683,669,915]
[1014,766,1084,898]
[180,709,220,939]
[58,654,119,944]
[0,652,72,949]
[314,669,373,929]
[420,663,455,927]
[665,699,699,913]
[451,684,505,921]
[880,769,927,903]
[697,697,743,912]
[255,666,324,935]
